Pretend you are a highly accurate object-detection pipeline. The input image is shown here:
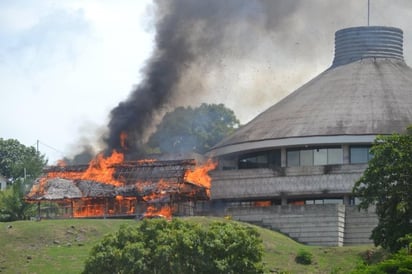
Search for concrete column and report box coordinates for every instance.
[281,147,287,167]
[343,195,351,206]
[281,196,288,206]
[342,144,350,164]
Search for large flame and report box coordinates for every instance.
[81,151,124,186]
[27,145,218,219]
[70,196,136,218]
[27,151,125,204]
[184,159,217,196]
[47,151,124,185]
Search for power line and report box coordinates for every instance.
[36,140,66,156]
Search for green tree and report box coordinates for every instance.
[353,130,412,252]
[0,138,47,181]
[352,250,412,274]
[202,222,264,273]
[0,138,46,221]
[148,103,240,154]
[0,180,35,221]
[83,219,264,274]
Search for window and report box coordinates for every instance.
[287,147,343,167]
[239,154,267,169]
[314,149,327,165]
[300,150,313,166]
[287,150,300,167]
[350,146,372,163]
[304,198,343,205]
[327,148,343,164]
[238,150,281,169]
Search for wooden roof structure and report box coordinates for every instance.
[26,159,208,202]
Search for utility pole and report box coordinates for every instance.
[367,0,370,26]
[36,140,39,154]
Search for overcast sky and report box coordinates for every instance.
[2,0,412,164]
[1,0,154,163]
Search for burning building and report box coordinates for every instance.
[26,152,216,219]
[25,24,412,246]
[208,26,412,246]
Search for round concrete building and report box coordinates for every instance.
[207,26,412,246]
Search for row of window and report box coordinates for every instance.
[287,148,342,167]
[238,146,372,169]
[286,146,372,167]
[226,197,357,207]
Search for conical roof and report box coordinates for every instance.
[211,26,412,155]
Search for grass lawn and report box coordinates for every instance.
[0,217,376,273]
[0,219,136,274]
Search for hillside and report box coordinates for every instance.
[0,217,375,273]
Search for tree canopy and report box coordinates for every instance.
[0,180,35,221]
[0,138,47,181]
[0,138,45,221]
[148,103,240,154]
[353,129,412,252]
[83,219,264,274]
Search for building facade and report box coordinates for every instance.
[207,26,412,246]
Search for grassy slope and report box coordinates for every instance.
[0,217,374,274]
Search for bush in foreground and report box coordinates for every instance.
[353,250,412,274]
[295,249,313,265]
[83,218,264,274]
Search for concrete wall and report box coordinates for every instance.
[210,165,366,200]
[226,204,377,246]
[344,206,378,245]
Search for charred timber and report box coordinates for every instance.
[25,178,208,202]
[43,159,196,173]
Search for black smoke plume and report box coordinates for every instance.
[64,0,411,162]
[105,0,303,158]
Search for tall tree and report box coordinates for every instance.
[0,138,47,182]
[353,128,412,252]
[148,103,240,154]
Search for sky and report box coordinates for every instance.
[1,0,412,164]
[1,0,155,162]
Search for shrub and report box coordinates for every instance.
[295,249,313,265]
[352,250,412,274]
[83,218,264,274]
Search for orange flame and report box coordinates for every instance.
[80,151,124,186]
[27,151,125,201]
[254,201,271,207]
[144,205,172,220]
[73,199,105,217]
[120,131,127,149]
[71,196,137,218]
[142,192,166,203]
[56,160,67,167]
[184,159,217,195]
[27,149,216,219]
